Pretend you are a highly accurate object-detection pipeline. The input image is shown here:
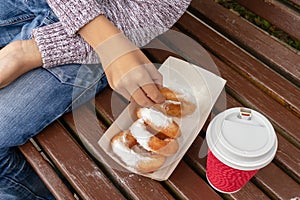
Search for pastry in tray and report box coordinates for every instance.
[110,87,196,173]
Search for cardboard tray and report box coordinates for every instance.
[98,56,226,180]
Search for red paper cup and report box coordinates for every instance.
[206,107,278,193]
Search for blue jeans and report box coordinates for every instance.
[0,1,107,199]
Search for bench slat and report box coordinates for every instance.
[167,161,222,200]
[235,0,300,41]
[62,105,176,200]
[214,57,300,144]
[175,13,300,118]
[189,0,300,86]
[255,163,300,199]
[19,141,76,200]
[289,0,300,7]
[35,122,125,200]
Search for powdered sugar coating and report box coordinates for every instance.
[111,133,152,168]
[138,108,173,128]
[130,119,152,151]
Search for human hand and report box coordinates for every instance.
[0,39,42,88]
[78,15,165,106]
[93,32,165,107]
[103,48,165,107]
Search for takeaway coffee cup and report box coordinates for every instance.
[206,107,278,193]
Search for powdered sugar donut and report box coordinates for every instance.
[136,107,181,139]
[153,87,196,118]
[129,119,179,156]
[111,131,166,173]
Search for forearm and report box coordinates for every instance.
[78,15,121,49]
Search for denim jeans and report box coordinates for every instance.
[0,1,107,199]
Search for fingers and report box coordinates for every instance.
[140,83,165,104]
[144,63,164,88]
[114,69,164,107]
[130,87,156,107]
[125,66,165,106]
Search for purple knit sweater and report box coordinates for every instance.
[32,0,191,68]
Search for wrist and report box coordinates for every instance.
[23,39,42,68]
[94,33,139,69]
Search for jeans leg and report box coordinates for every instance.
[0,0,58,46]
[0,66,107,199]
[0,148,55,200]
[0,1,107,199]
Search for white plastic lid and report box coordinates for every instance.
[206,107,278,170]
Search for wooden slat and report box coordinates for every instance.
[61,104,175,200]
[189,0,300,86]
[275,134,300,182]
[288,0,300,7]
[254,163,300,199]
[235,0,300,41]
[19,141,76,200]
[167,162,222,200]
[213,57,300,144]
[35,122,125,200]
[174,13,300,118]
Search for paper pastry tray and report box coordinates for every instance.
[98,56,226,181]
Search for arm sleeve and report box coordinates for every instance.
[45,0,106,35]
[46,0,191,45]
[34,0,191,67]
[32,22,99,68]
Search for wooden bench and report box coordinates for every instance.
[19,0,300,199]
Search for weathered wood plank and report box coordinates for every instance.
[35,122,125,200]
[189,0,300,86]
[235,0,300,41]
[288,0,300,7]
[167,161,222,200]
[62,104,176,200]
[254,163,300,199]
[19,141,76,200]
[174,13,300,118]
